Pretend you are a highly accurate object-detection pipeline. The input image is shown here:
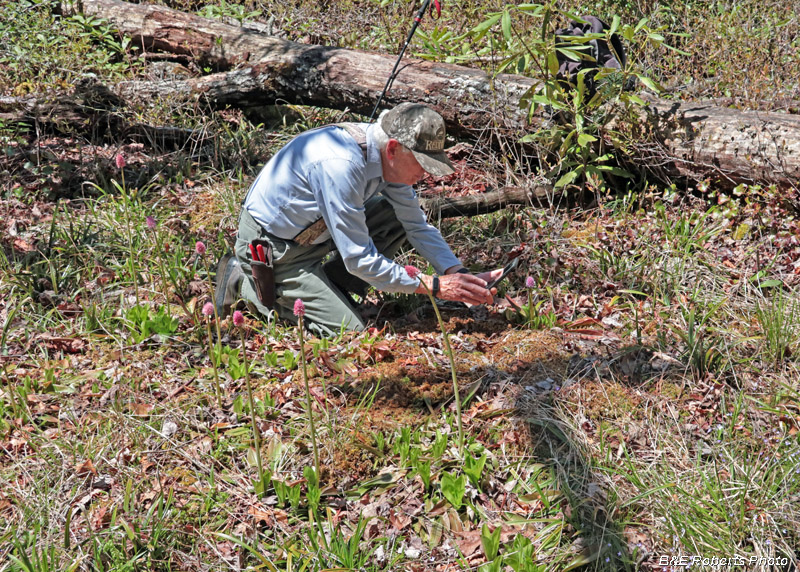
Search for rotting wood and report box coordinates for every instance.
[49,0,800,190]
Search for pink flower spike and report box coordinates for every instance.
[404,265,421,279]
[525,276,535,288]
[293,298,306,317]
[115,153,126,169]
[202,302,214,317]
[195,241,206,255]
[232,310,244,326]
[146,216,157,230]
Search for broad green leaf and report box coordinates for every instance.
[440,472,466,509]
[577,133,597,147]
[623,25,635,42]
[554,170,579,189]
[464,453,487,488]
[470,13,501,39]
[501,10,512,43]
[480,523,502,561]
[610,15,620,36]
[547,51,559,76]
[637,74,663,93]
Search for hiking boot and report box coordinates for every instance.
[215,253,243,319]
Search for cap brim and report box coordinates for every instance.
[413,150,455,177]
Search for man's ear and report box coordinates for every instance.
[385,138,400,160]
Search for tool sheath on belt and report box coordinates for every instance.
[249,240,275,308]
[292,123,368,247]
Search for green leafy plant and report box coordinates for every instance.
[675,304,727,378]
[440,471,466,510]
[452,3,678,197]
[506,535,537,572]
[304,465,321,516]
[481,523,502,561]
[274,478,302,510]
[125,304,178,344]
[464,452,488,489]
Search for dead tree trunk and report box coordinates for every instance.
[58,0,800,190]
[420,185,554,219]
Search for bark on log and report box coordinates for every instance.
[60,0,800,190]
[420,185,554,219]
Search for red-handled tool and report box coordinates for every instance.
[256,244,266,264]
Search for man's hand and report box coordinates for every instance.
[415,268,505,306]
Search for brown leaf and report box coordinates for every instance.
[368,340,393,362]
[13,238,35,253]
[248,505,276,525]
[389,509,412,531]
[453,530,482,557]
[36,335,86,354]
[76,458,98,477]
[131,403,153,417]
[91,505,111,531]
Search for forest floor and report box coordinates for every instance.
[2,0,800,570]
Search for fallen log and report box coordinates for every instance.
[420,185,554,219]
[0,89,203,150]
[56,0,800,190]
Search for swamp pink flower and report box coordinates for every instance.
[195,241,206,255]
[233,310,244,326]
[293,298,306,317]
[404,265,421,279]
[146,216,157,230]
[525,276,535,288]
[202,302,214,317]
[115,153,126,169]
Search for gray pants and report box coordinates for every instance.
[234,196,407,337]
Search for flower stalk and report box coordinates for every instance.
[525,275,535,329]
[294,298,320,478]
[116,154,139,305]
[405,266,464,455]
[147,217,172,318]
[202,302,223,407]
[196,241,222,346]
[234,311,265,496]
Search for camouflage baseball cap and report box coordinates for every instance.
[379,102,455,177]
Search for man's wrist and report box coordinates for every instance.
[445,264,469,275]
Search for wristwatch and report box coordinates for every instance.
[432,276,440,297]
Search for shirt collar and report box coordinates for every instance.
[364,124,384,181]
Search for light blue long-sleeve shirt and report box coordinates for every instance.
[242,123,461,294]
